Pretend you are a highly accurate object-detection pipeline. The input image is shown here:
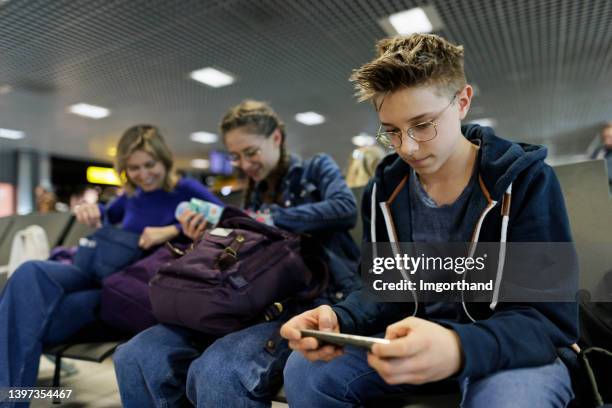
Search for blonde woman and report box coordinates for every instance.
[0,125,221,391]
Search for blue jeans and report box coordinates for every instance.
[284,345,574,408]
[114,321,290,408]
[0,261,100,391]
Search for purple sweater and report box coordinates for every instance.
[103,178,223,233]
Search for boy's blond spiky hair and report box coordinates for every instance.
[350,33,466,103]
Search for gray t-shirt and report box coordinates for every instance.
[409,162,480,319]
[409,168,479,243]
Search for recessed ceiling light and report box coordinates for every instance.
[68,103,110,119]
[190,67,236,88]
[191,159,210,169]
[469,118,497,128]
[0,128,25,140]
[351,133,376,147]
[295,111,325,126]
[380,5,443,36]
[190,131,219,144]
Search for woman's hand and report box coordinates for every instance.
[74,203,102,228]
[138,225,180,250]
[178,209,207,241]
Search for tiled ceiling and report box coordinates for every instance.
[0,0,611,170]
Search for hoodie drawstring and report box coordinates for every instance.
[462,182,513,321]
[490,183,513,310]
[373,183,419,316]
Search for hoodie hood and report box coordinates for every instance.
[374,124,548,203]
[464,124,548,200]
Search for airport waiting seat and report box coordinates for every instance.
[0,212,72,266]
[553,159,612,293]
[0,212,72,290]
[43,320,131,398]
[60,218,97,247]
[0,216,15,288]
[0,215,14,247]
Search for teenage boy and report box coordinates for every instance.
[281,33,578,407]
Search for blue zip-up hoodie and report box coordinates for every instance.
[333,124,579,381]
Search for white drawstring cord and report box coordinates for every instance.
[490,183,512,310]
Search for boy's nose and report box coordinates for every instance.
[401,135,420,155]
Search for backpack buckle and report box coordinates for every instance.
[223,246,237,258]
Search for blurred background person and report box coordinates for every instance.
[345,145,387,188]
[590,122,612,191]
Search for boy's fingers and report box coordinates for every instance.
[316,306,337,332]
[371,336,422,358]
[385,325,410,340]
[296,337,320,350]
[303,345,342,361]
[280,322,302,341]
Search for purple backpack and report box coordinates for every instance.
[99,242,187,334]
[149,206,328,336]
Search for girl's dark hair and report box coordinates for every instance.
[220,100,289,206]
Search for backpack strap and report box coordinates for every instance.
[581,346,612,406]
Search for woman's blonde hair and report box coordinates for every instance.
[115,124,177,195]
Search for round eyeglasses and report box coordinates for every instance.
[376,94,457,149]
[228,139,267,167]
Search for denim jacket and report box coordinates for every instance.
[246,153,362,303]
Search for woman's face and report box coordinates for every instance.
[224,126,282,182]
[125,150,167,192]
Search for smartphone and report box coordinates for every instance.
[300,329,391,351]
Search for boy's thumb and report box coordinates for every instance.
[319,309,333,331]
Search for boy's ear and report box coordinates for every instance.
[457,85,473,120]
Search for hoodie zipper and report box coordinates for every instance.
[374,175,513,322]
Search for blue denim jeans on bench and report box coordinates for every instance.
[114,320,291,408]
[0,260,100,393]
[283,344,574,408]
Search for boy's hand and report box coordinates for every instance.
[178,209,207,241]
[368,317,463,385]
[280,305,344,362]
